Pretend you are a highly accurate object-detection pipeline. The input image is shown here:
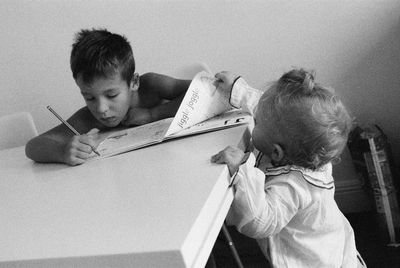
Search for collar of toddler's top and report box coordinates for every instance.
[265,163,334,190]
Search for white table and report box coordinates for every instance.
[0,125,251,268]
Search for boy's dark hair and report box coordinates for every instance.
[70,28,135,85]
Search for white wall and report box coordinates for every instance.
[1,0,400,166]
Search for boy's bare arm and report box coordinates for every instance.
[25,108,102,165]
[147,73,190,120]
[122,73,191,125]
[148,93,185,122]
[141,72,191,100]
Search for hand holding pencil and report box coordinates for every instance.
[47,106,101,165]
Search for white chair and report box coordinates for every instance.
[0,112,38,150]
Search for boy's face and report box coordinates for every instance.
[76,73,135,127]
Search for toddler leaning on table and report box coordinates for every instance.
[25,28,190,166]
[211,69,367,267]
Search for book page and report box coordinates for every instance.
[91,118,173,159]
[165,71,232,137]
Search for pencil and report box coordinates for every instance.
[46,105,101,156]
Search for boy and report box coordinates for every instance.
[25,28,191,166]
[212,70,366,267]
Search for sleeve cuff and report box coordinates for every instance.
[229,77,262,117]
[229,77,248,109]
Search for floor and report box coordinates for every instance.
[346,211,400,268]
[212,211,400,268]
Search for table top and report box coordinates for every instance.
[0,125,250,268]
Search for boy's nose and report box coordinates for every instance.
[96,99,109,114]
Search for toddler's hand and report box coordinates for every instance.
[214,71,240,93]
[121,107,152,126]
[62,128,99,166]
[211,146,245,176]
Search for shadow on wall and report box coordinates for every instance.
[337,19,400,169]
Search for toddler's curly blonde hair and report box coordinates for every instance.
[258,68,352,170]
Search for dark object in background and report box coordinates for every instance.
[348,124,400,245]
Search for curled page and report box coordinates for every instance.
[165,71,232,137]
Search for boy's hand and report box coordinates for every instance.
[121,107,152,126]
[211,146,245,176]
[62,128,99,166]
[214,71,240,93]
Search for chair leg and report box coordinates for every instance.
[222,223,244,268]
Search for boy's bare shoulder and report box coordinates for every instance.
[140,72,170,88]
[139,72,190,100]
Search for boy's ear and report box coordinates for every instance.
[130,73,140,91]
[271,143,284,162]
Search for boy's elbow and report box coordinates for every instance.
[24,136,50,162]
[25,138,37,160]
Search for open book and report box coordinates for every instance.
[90,71,252,159]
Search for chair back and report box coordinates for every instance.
[0,112,38,150]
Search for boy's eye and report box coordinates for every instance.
[107,93,119,98]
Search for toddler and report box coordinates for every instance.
[212,69,366,267]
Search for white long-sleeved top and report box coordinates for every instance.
[226,78,365,267]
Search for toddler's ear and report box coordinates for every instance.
[271,144,284,162]
[130,73,140,91]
